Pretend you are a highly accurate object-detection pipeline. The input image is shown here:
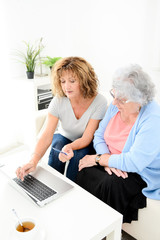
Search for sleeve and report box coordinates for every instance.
[93,103,115,154]
[109,114,160,172]
[91,95,108,120]
[48,96,60,118]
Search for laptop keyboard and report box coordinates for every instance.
[13,174,57,201]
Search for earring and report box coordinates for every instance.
[137,106,141,112]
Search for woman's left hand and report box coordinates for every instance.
[59,144,74,162]
[79,155,97,171]
[104,166,128,179]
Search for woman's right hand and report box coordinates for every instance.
[16,160,37,181]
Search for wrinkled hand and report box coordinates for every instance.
[104,166,128,179]
[59,144,74,163]
[79,155,97,171]
[16,161,37,181]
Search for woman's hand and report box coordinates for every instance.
[104,166,128,179]
[78,155,97,171]
[59,144,74,162]
[16,160,37,181]
[78,154,128,179]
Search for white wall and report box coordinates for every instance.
[3,0,160,84]
[1,0,160,150]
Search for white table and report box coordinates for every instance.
[0,149,122,240]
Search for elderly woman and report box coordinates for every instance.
[77,64,160,223]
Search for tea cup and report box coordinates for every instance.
[13,218,38,240]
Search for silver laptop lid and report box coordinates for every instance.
[1,164,73,207]
[32,165,73,197]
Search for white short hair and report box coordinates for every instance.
[112,64,155,106]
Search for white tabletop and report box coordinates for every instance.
[0,149,122,240]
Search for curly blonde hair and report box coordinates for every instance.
[51,56,99,98]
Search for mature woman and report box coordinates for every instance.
[16,57,107,182]
[77,64,160,223]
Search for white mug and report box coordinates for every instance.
[13,218,38,240]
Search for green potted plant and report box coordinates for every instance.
[14,38,44,79]
[42,56,62,69]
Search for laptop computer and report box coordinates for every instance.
[0,163,74,207]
